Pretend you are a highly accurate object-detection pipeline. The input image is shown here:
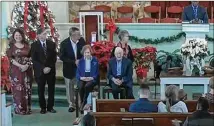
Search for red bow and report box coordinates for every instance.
[105,19,116,42]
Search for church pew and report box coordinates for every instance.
[96,99,199,112]
[92,112,214,126]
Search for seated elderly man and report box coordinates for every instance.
[107,47,134,99]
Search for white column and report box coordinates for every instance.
[204,84,208,94]
[179,84,184,89]
[160,81,165,100]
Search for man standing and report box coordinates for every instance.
[31,27,57,114]
[107,47,134,99]
[59,27,85,112]
[129,85,157,113]
[182,1,209,23]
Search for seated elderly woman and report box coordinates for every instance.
[110,30,134,62]
[76,45,99,110]
[158,85,188,113]
[108,47,134,99]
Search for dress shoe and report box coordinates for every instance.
[68,107,75,112]
[40,109,46,114]
[47,108,56,113]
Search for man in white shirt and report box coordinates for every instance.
[59,27,85,112]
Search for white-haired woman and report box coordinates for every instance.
[158,85,188,113]
[111,30,134,62]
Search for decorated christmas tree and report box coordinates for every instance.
[7,1,60,51]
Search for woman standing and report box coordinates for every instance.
[7,28,33,115]
[76,45,99,110]
[110,30,134,62]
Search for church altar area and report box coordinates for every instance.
[55,23,214,77]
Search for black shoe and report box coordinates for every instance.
[47,108,56,113]
[40,109,46,114]
[68,107,75,112]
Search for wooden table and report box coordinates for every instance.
[160,76,211,100]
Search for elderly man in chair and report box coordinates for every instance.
[107,47,134,99]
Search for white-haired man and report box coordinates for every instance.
[107,47,134,99]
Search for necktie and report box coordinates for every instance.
[193,6,197,19]
[43,42,47,57]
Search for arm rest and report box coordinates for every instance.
[83,104,91,111]
[72,117,81,125]
[6,102,12,107]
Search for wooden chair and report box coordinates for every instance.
[75,76,100,117]
[138,6,161,23]
[210,7,214,23]
[94,5,112,23]
[160,18,178,23]
[116,6,134,23]
[138,17,156,23]
[166,6,183,19]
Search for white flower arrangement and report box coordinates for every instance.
[181,38,208,76]
[181,38,208,58]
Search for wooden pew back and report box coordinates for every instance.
[92,112,193,126]
[96,99,200,112]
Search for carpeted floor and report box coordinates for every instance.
[12,107,77,126]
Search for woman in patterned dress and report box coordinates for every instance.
[7,28,33,115]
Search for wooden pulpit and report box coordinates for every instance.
[79,10,104,44]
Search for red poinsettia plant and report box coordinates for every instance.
[1,56,11,91]
[132,46,157,79]
[92,41,115,69]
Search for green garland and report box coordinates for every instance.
[102,27,214,44]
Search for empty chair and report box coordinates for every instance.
[116,6,133,23]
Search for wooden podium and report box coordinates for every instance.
[79,10,104,44]
[182,23,209,39]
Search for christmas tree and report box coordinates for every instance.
[7,1,60,51]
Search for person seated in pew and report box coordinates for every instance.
[205,76,214,104]
[178,89,187,101]
[182,97,213,126]
[158,85,188,113]
[161,55,176,74]
[107,47,134,99]
[129,84,157,113]
[82,113,95,126]
[76,45,99,110]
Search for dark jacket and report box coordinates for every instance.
[59,37,85,79]
[129,98,157,113]
[107,57,133,88]
[183,110,213,126]
[31,40,57,77]
[182,5,209,23]
[110,45,134,62]
[76,56,99,83]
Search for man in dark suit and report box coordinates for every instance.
[182,1,209,23]
[107,47,134,99]
[31,27,57,114]
[129,85,157,113]
[59,27,85,112]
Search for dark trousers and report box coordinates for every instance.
[35,71,56,110]
[78,80,95,107]
[110,81,134,99]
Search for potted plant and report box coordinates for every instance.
[132,46,157,84]
[92,41,115,79]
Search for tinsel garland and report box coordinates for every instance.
[102,27,214,44]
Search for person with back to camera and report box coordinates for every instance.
[129,84,157,112]
[158,85,188,113]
